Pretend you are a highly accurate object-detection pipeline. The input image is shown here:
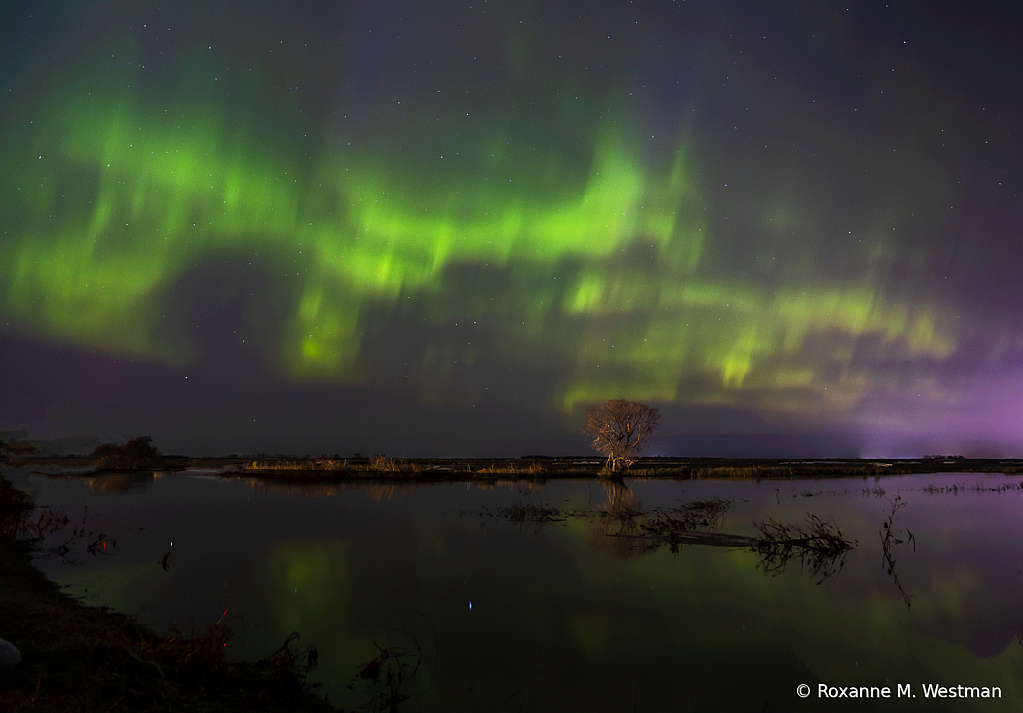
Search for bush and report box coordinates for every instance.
[91,436,161,466]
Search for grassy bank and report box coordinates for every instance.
[7,454,1023,483]
[0,475,338,713]
[235,455,1023,481]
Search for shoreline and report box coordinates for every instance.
[0,475,339,713]
[2,458,1020,709]
[8,455,1022,483]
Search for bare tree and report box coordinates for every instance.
[583,399,661,475]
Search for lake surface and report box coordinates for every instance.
[5,467,1023,711]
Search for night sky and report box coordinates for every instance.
[2,1,1022,458]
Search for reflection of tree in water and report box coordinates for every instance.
[487,482,854,581]
[587,481,656,558]
[245,480,346,497]
[85,471,159,495]
[366,483,402,502]
[243,480,422,500]
[589,486,637,555]
[584,484,737,558]
[594,480,644,528]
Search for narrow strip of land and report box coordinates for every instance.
[7,454,1021,482]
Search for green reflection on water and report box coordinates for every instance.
[26,475,1023,711]
[266,539,354,641]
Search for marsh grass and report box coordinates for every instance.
[246,456,422,476]
[478,500,568,537]
[245,457,565,480]
[635,497,731,538]
[248,458,358,471]
[973,481,1023,493]
[917,481,1023,495]
[236,456,1023,483]
[475,461,547,475]
[495,501,566,523]
[621,466,689,477]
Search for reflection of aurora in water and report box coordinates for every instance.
[2,86,951,415]
[16,470,1023,711]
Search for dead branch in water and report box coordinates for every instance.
[348,632,423,713]
[752,514,854,583]
[880,495,914,607]
[479,494,856,581]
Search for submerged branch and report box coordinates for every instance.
[480,495,855,581]
[753,514,855,583]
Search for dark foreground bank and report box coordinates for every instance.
[0,475,338,713]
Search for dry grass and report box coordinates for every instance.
[623,466,689,477]
[245,456,422,475]
[234,456,1019,483]
[474,461,547,475]
[246,458,351,471]
[244,457,563,479]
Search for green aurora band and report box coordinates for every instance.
[1,86,952,416]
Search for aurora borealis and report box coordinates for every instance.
[2,1,1022,456]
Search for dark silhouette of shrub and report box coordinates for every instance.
[91,443,120,459]
[0,441,39,459]
[91,437,161,467]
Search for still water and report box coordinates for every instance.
[5,468,1023,711]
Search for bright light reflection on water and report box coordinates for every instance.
[6,469,1023,711]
